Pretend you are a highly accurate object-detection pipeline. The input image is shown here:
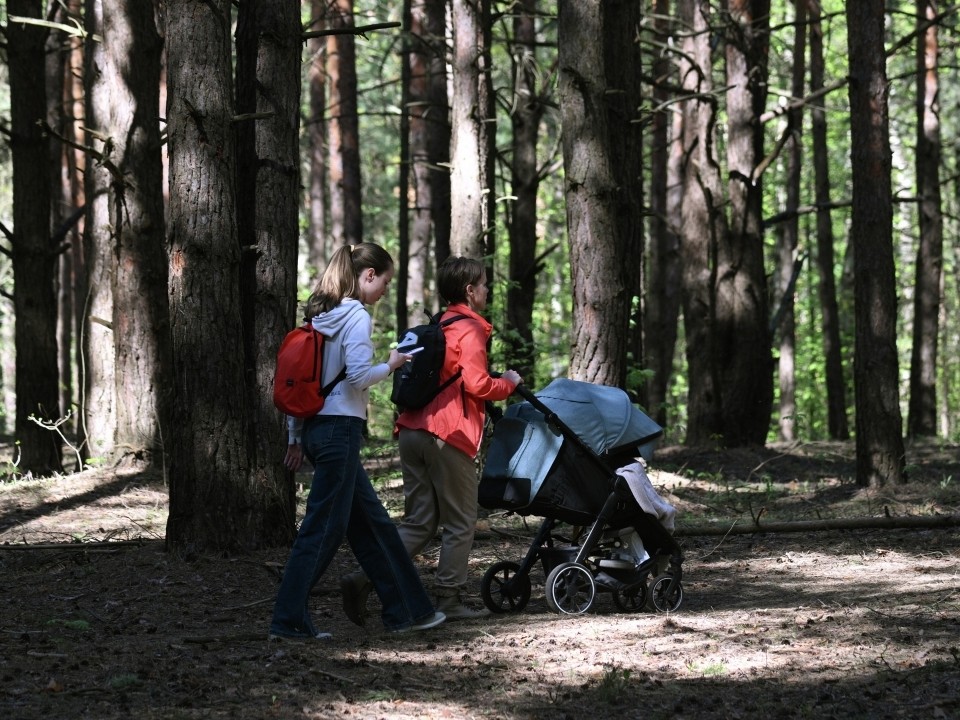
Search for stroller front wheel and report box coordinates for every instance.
[481,561,531,613]
[545,562,596,615]
[647,574,684,612]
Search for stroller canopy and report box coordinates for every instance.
[481,378,663,510]
[522,378,663,457]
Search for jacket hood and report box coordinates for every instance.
[311,298,365,336]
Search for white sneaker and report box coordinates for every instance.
[390,611,446,634]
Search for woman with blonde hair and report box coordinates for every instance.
[269,243,444,640]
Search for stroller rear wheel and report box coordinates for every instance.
[612,583,648,612]
[481,561,531,613]
[647,574,683,612]
[545,562,596,615]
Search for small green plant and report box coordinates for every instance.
[46,618,90,631]
[109,674,141,690]
[940,475,954,489]
[596,664,631,703]
[686,660,727,677]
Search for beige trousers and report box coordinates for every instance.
[396,428,478,593]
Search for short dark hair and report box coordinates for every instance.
[437,256,485,305]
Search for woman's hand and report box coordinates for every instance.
[284,443,304,472]
[502,369,522,388]
[387,348,412,373]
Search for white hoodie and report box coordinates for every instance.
[287,298,392,444]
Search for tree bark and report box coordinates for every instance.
[908,0,943,439]
[775,1,806,442]
[720,0,774,446]
[450,0,494,260]
[808,0,849,441]
[86,0,173,466]
[645,0,682,428]
[846,1,905,487]
[305,0,329,271]
[326,0,363,247]
[165,0,251,552]
[505,0,544,385]
[9,0,62,475]
[678,0,727,444]
[424,0,452,268]
[558,0,630,387]
[235,0,302,547]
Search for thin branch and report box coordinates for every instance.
[302,21,400,41]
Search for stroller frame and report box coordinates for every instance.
[480,383,684,616]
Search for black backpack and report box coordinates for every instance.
[391,312,467,410]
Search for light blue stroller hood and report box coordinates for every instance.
[483,378,663,507]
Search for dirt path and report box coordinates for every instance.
[2,444,959,719]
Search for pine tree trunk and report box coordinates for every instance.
[450,0,494,259]
[305,0,329,270]
[235,0,302,547]
[720,0,774,446]
[646,0,682,428]
[776,1,807,442]
[9,0,62,475]
[165,0,251,551]
[82,0,117,461]
[558,0,629,387]
[404,0,431,325]
[809,2,849,440]
[327,0,363,247]
[678,0,726,445]
[506,0,543,385]
[87,0,173,466]
[846,1,905,487]
[908,0,943,438]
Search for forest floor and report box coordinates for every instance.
[1,438,959,720]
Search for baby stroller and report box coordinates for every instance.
[478,378,683,615]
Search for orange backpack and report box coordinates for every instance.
[272,324,347,418]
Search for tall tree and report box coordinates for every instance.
[81,0,117,462]
[235,0,302,545]
[403,0,451,324]
[450,0,494,259]
[86,0,172,466]
[165,0,251,551]
[558,0,632,386]
[505,0,547,385]
[720,0,773,446]
[678,0,728,444]
[846,1,905,486]
[775,0,807,442]
[7,1,62,475]
[908,0,943,438]
[326,0,363,247]
[305,0,329,271]
[645,0,682,427]
[808,0,848,440]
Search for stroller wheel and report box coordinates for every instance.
[545,562,596,615]
[647,574,683,612]
[481,561,531,613]
[612,583,648,612]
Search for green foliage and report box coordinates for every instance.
[595,664,632,703]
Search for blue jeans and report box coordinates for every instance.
[270,416,435,636]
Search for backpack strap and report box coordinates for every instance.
[320,365,347,397]
[431,312,469,398]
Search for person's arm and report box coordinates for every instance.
[341,311,411,389]
[285,415,305,471]
[456,322,521,400]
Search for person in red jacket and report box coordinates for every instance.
[341,256,521,623]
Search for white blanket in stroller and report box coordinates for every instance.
[616,461,676,532]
